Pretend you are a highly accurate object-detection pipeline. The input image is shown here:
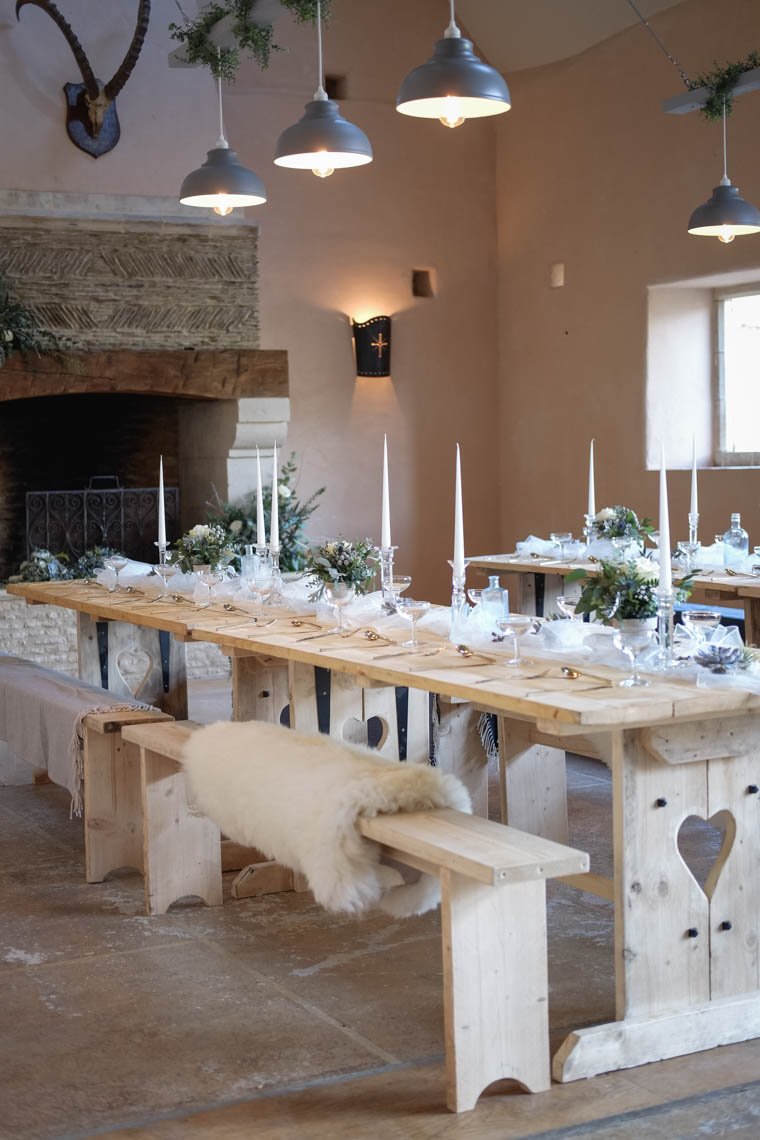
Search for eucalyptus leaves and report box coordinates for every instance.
[304,538,377,599]
[567,559,692,625]
[589,506,654,546]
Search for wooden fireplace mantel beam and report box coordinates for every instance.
[0,349,288,402]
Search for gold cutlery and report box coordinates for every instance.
[474,669,549,685]
[560,665,613,686]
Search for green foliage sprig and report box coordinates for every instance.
[692,52,760,122]
[170,0,331,81]
[590,506,654,546]
[207,452,325,572]
[0,274,57,367]
[304,537,377,600]
[7,546,123,584]
[171,523,237,574]
[567,559,692,625]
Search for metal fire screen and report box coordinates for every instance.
[26,483,179,564]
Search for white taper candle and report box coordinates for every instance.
[453,444,465,578]
[659,441,672,593]
[256,447,266,548]
[270,442,279,551]
[691,435,698,516]
[381,435,391,549]
[588,439,596,517]
[158,455,166,549]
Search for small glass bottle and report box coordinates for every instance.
[240,543,258,582]
[723,513,749,566]
[481,575,509,622]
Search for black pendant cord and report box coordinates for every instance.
[622,0,693,90]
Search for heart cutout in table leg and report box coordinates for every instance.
[341,716,390,751]
[677,810,735,898]
[114,649,153,699]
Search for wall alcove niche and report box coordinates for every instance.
[0,199,290,580]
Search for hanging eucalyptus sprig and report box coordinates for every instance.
[170,0,331,82]
[0,274,57,368]
[692,52,760,122]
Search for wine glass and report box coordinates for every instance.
[556,595,583,620]
[104,555,128,592]
[247,566,275,615]
[154,561,177,600]
[192,567,215,608]
[550,532,572,559]
[614,621,655,687]
[495,614,533,667]
[396,598,431,648]
[324,581,355,632]
[681,609,721,645]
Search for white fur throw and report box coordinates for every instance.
[182,721,471,917]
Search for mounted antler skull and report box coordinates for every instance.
[16,0,151,158]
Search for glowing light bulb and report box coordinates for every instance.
[213,198,234,217]
[311,152,335,179]
[718,225,736,244]
[439,97,465,129]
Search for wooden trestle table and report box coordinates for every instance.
[8,580,760,1084]
[470,553,760,644]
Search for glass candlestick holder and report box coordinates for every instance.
[688,511,699,548]
[583,513,596,550]
[651,588,680,671]
[447,558,471,634]
[267,546,284,603]
[380,545,398,611]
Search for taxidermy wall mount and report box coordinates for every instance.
[15,0,151,158]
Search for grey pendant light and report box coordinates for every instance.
[274,0,372,178]
[688,104,760,243]
[397,0,510,128]
[180,66,266,215]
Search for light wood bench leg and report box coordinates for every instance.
[232,655,290,723]
[440,867,551,1112]
[497,718,569,843]
[84,729,144,882]
[139,744,223,915]
[437,697,488,818]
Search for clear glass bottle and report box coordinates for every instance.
[723,513,749,566]
[240,544,258,582]
[480,575,509,622]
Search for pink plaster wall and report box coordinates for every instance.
[0,0,501,601]
[495,0,760,553]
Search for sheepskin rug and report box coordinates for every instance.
[182,720,471,917]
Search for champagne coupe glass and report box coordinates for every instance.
[495,614,533,666]
[614,620,655,687]
[396,598,431,648]
[467,588,483,606]
[154,561,177,600]
[390,575,412,600]
[550,532,572,559]
[324,582,355,632]
[104,555,128,592]
[247,566,275,615]
[681,609,721,645]
[556,595,583,620]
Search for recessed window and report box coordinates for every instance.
[715,286,760,464]
[412,268,436,298]
[324,75,347,101]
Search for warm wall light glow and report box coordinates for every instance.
[439,96,465,128]
[311,152,335,178]
[718,225,736,244]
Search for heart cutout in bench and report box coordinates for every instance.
[677,810,735,899]
[114,649,153,698]
[342,716,390,751]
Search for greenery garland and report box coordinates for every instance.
[692,51,760,122]
[0,273,57,367]
[170,0,331,82]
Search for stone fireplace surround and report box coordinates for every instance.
[0,190,290,574]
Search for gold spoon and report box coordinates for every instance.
[561,665,613,686]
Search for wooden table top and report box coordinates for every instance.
[9,580,760,737]
[469,554,760,599]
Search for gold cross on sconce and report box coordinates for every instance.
[371,332,388,358]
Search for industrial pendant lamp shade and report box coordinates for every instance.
[396,0,510,127]
[273,0,372,178]
[179,61,266,216]
[274,97,373,177]
[688,104,760,243]
[180,145,267,213]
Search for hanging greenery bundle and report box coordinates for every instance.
[692,51,760,122]
[0,273,57,367]
[170,0,331,82]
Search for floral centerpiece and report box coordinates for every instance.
[171,523,236,574]
[589,506,654,546]
[568,559,692,624]
[207,453,325,572]
[6,546,123,584]
[304,538,377,600]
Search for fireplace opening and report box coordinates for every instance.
[0,393,182,579]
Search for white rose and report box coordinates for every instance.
[595,507,615,522]
[189,523,210,539]
[3,330,13,343]
[229,519,243,534]
[635,557,659,583]
[278,485,292,500]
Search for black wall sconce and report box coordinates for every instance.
[352,315,392,377]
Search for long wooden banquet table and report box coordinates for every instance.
[8,579,760,1084]
[471,553,760,642]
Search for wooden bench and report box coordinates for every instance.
[119,719,589,1113]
